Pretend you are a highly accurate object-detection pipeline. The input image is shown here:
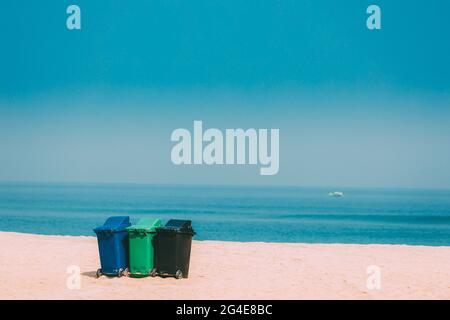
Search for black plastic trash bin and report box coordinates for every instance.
[153,219,196,279]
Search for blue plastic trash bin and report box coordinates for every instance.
[93,216,131,277]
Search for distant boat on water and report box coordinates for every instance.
[329,191,344,197]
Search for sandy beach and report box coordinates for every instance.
[0,231,450,299]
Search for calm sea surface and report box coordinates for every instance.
[1,183,450,245]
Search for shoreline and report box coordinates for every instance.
[2,231,449,248]
[1,231,450,299]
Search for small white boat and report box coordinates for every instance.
[328,191,344,197]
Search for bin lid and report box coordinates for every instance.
[126,218,162,232]
[157,219,195,235]
[94,216,131,233]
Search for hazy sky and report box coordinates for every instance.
[1,1,449,188]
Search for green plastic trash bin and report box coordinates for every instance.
[126,218,162,277]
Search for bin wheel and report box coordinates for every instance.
[175,270,183,279]
[96,269,103,278]
[118,268,125,277]
[150,268,158,277]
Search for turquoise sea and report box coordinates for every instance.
[0,183,450,246]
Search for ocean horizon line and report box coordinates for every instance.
[1,180,449,192]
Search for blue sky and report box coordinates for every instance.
[0,1,449,188]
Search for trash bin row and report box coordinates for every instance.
[93,216,195,279]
